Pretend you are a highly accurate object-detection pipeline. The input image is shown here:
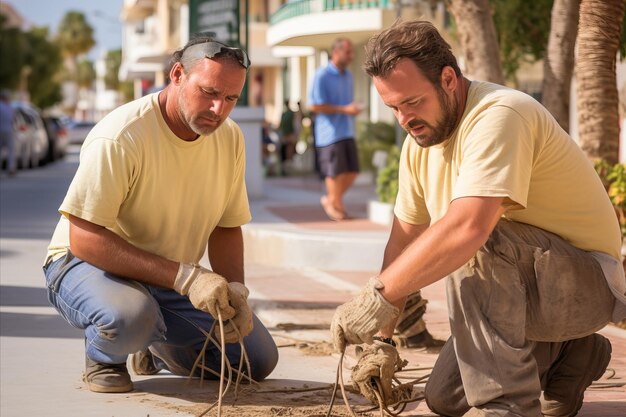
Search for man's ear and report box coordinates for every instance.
[441,66,457,93]
[170,62,185,85]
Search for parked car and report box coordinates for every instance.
[66,120,96,144]
[7,102,48,169]
[43,116,69,162]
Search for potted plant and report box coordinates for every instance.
[368,145,400,225]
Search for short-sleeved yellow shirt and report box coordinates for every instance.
[45,93,251,265]
[395,81,621,260]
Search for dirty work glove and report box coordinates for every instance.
[218,282,254,343]
[174,263,235,320]
[351,341,407,405]
[330,276,399,352]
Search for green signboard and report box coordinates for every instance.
[189,0,240,46]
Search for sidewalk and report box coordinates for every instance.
[1,174,624,416]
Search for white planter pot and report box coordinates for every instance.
[368,200,394,226]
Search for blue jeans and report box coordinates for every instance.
[44,252,279,381]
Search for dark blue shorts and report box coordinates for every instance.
[316,138,360,178]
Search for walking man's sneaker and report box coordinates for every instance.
[84,354,133,393]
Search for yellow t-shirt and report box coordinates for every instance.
[46,93,251,265]
[395,81,621,260]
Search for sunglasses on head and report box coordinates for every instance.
[182,40,251,70]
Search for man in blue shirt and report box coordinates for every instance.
[309,38,363,221]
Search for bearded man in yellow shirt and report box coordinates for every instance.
[331,20,626,417]
[43,37,278,393]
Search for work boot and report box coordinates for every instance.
[541,333,612,416]
[128,349,160,376]
[84,354,133,393]
[393,329,446,351]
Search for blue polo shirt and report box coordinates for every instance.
[309,62,354,147]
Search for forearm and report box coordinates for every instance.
[378,218,425,337]
[309,102,361,116]
[208,226,244,284]
[379,199,505,303]
[68,215,178,288]
[308,104,343,114]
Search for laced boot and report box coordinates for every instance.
[128,349,160,376]
[84,354,133,393]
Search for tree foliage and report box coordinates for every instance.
[105,49,134,103]
[0,14,27,90]
[23,27,63,108]
[56,11,95,58]
[490,0,554,80]
[105,49,122,90]
[77,58,95,89]
[0,14,62,108]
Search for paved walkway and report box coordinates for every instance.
[1,173,624,416]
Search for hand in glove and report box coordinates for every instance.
[218,282,254,343]
[330,276,399,351]
[351,340,407,405]
[173,263,235,320]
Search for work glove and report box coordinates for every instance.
[173,263,235,320]
[351,341,407,405]
[330,276,399,352]
[218,282,254,343]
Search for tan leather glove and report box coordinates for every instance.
[351,341,407,405]
[330,276,399,351]
[218,282,254,343]
[173,263,235,320]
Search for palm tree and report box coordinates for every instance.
[56,11,95,114]
[56,11,95,63]
[576,0,625,164]
[445,0,505,84]
[542,0,579,132]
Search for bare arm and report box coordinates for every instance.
[308,102,362,116]
[208,226,244,284]
[381,217,429,271]
[68,214,178,288]
[377,217,429,337]
[378,196,506,305]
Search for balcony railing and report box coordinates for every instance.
[270,0,394,25]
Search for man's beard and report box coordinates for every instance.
[178,88,221,136]
[404,87,459,148]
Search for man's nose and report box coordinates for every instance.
[396,108,412,127]
[210,99,225,115]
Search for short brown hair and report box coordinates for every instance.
[363,20,461,85]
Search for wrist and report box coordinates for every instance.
[173,262,199,294]
[372,335,396,347]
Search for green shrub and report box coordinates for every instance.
[595,160,626,237]
[376,145,401,204]
[356,120,397,171]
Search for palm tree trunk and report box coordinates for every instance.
[542,0,579,133]
[576,0,625,164]
[445,0,505,85]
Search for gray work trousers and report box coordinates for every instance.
[424,220,615,417]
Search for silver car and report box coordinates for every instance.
[66,120,96,144]
[5,102,49,169]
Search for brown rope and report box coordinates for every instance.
[325,345,429,417]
